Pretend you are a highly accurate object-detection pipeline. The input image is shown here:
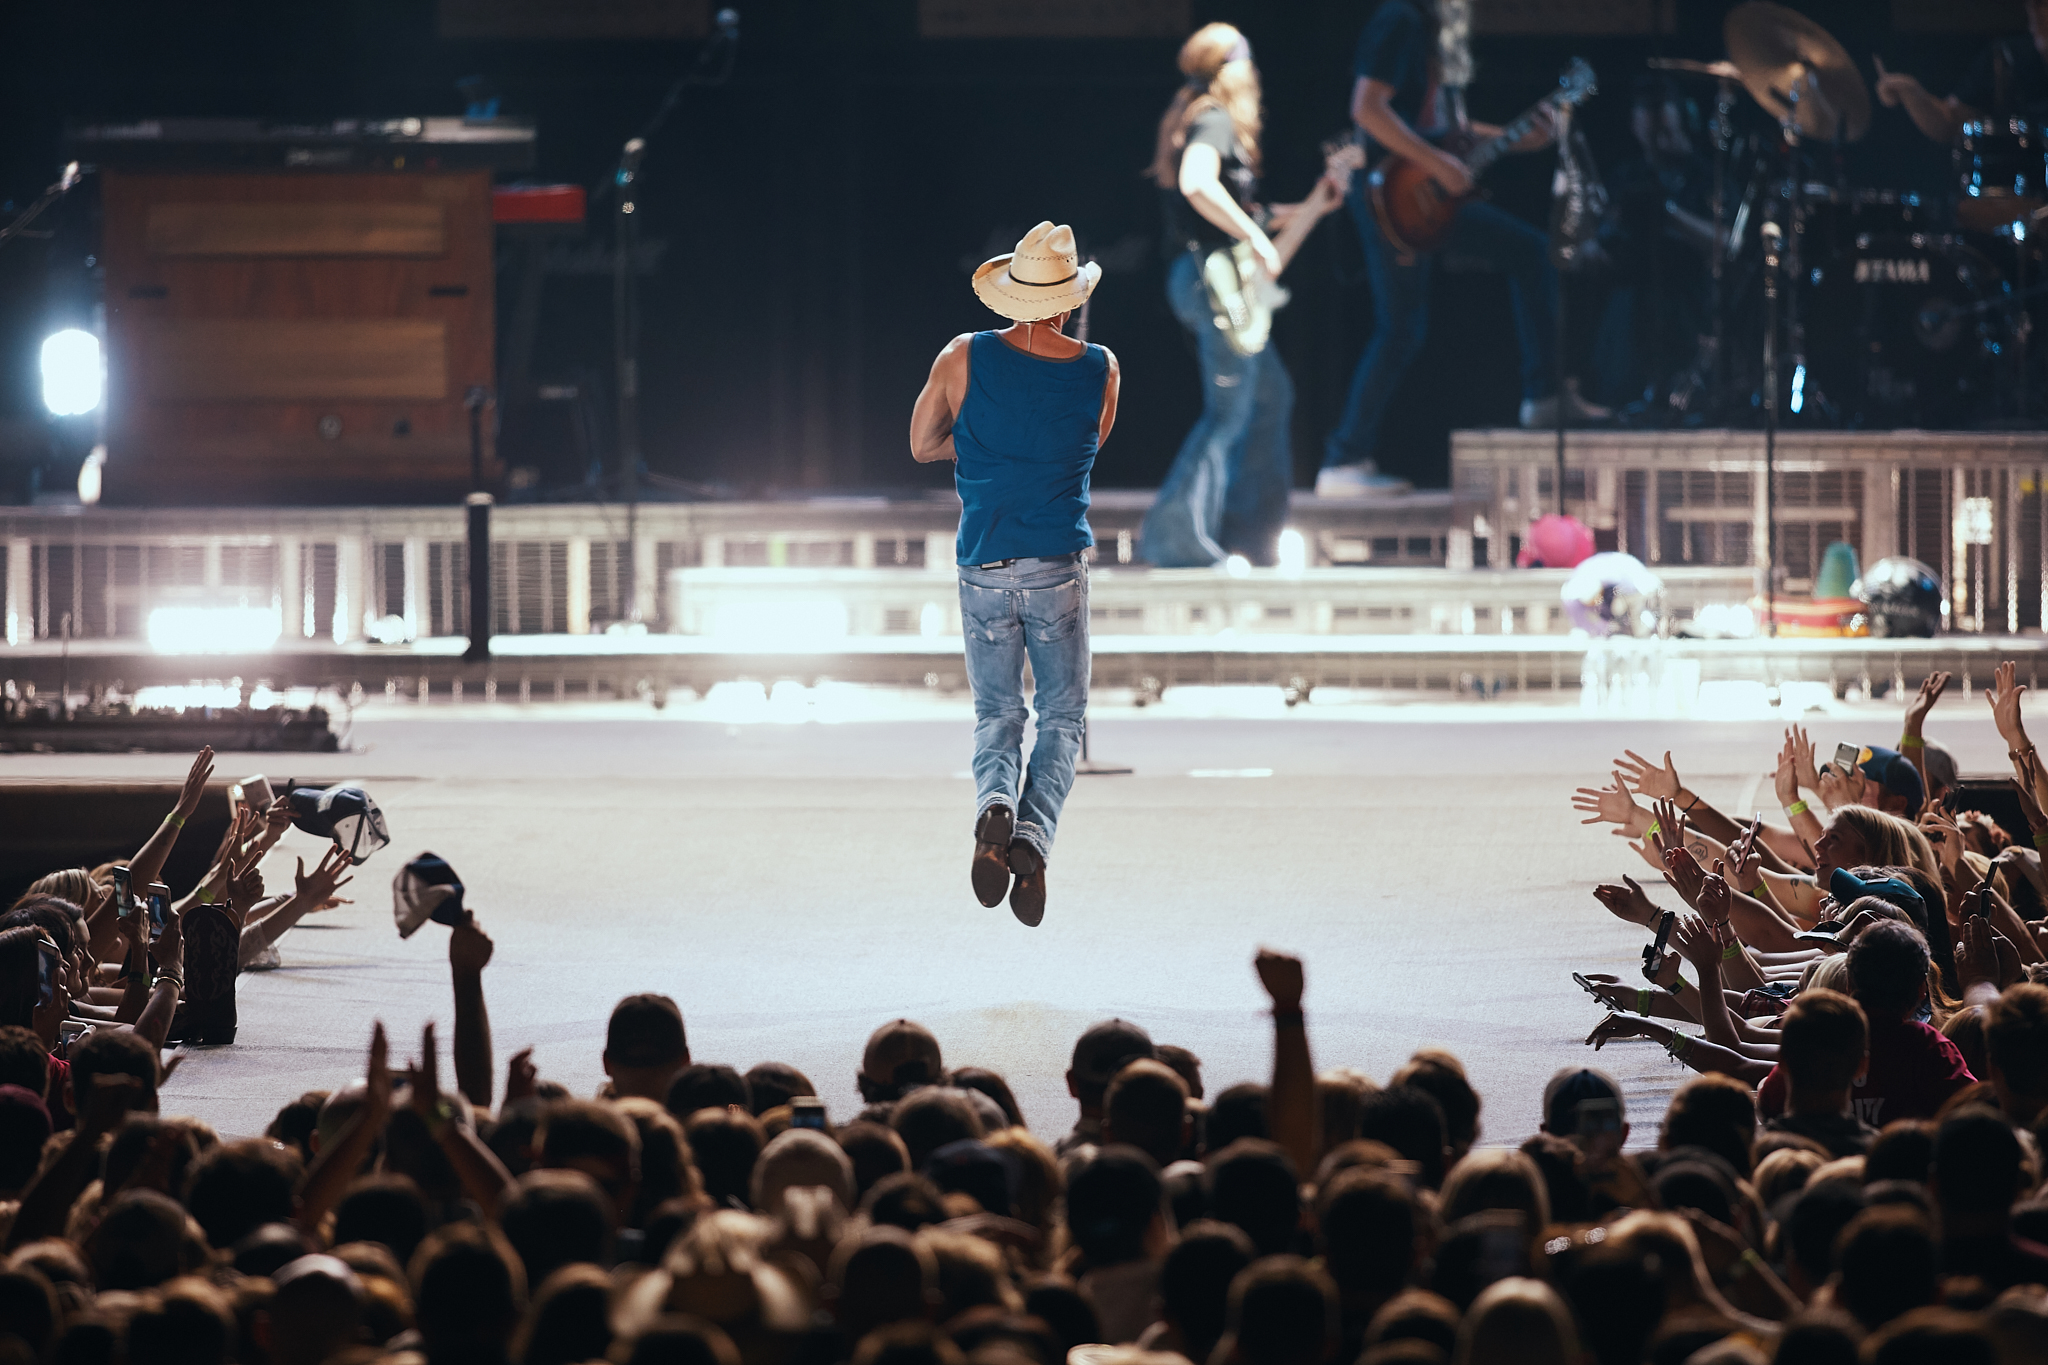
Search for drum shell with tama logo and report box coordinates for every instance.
[1807,233,2013,427]
[1955,118,2047,233]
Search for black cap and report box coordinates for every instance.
[1543,1067,1623,1136]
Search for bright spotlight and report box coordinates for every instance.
[40,329,103,416]
[1276,527,1308,574]
[147,605,284,655]
[1224,554,1252,579]
[77,445,106,505]
[709,597,849,644]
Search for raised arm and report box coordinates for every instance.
[298,1023,392,1233]
[1873,57,1979,143]
[909,334,970,464]
[1256,949,1317,1179]
[1096,347,1121,450]
[449,910,496,1110]
[1900,671,1950,807]
[128,747,214,894]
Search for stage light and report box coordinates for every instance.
[40,329,102,416]
[1225,554,1252,578]
[919,601,944,637]
[1276,528,1307,573]
[77,445,105,505]
[146,604,284,655]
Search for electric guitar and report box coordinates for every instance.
[1202,137,1366,357]
[1368,58,1597,262]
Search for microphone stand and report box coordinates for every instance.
[1068,259,1132,776]
[608,10,739,624]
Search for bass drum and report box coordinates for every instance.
[1808,234,2014,427]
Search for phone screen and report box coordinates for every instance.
[790,1098,828,1130]
[112,867,133,918]
[35,943,56,1007]
[147,888,169,937]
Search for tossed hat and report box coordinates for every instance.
[1070,1018,1157,1089]
[971,221,1101,322]
[392,851,464,939]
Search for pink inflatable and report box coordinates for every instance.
[1517,514,1596,569]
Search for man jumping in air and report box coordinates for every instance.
[909,220,1121,927]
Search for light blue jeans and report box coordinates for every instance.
[959,555,1090,861]
[1140,249,1296,567]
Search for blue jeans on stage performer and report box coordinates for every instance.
[1321,188,1558,482]
[1139,249,1295,568]
[959,554,1090,866]
[910,219,1120,925]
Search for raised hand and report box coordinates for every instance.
[1255,948,1304,1011]
[1573,773,1647,832]
[450,910,495,974]
[1989,660,2030,747]
[1697,860,1733,929]
[366,1021,393,1124]
[295,846,355,906]
[1956,917,2022,994]
[1905,671,1951,731]
[1919,809,1965,879]
[503,1046,537,1107]
[1593,875,1659,928]
[1788,725,1820,793]
[1650,797,1685,862]
[1663,845,1708,909]
[175,746,216,822]
[1774,739,1802,810]
[406,1021,441,1118]
[1816,763,1857,812]
[1616,750,1682,802]
[1586,1011,1653,1050]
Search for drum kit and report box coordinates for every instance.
[1655,2,2038,429]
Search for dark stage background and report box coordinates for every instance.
[0,2,2019,498]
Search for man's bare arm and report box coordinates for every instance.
[1097,347,1120,449]
[910,335,970,463]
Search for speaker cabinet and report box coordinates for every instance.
[100,170,499,504]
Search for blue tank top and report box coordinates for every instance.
[953,331,1108,565]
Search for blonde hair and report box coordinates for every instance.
[1828,806,1940,886]
[1436,0,1474,89]
[1149,22,1262,187]
[21,868,93,907]
[1453,1278,1579,1365]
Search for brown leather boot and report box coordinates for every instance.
[972,804,1014,907]
[1007,840,1046,927]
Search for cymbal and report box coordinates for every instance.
[1649,58,1744,81]
[1724,1,1871,142]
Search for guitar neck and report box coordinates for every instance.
[1463,96,1559,180]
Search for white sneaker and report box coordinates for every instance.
[1315,464,1412,497]
[1519,380,1612,429]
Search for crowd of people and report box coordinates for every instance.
[7,677,2048,1365]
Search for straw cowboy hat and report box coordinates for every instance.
[971,221,1101,322]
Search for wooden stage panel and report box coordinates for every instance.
[139,319,449,401]
[145,201,447,257]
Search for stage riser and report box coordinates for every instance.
[666,566,1759,639]
[6,638,2047,708]
[1457,430,2048,632]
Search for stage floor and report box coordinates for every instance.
[10,699,2016,1150]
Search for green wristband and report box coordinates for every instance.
[1637,988,1651,1014]
[1788,800,1809,817]
[1646,820,1661,839]
[1723,942,1741,960]
[1900,734,1926,750]
[2036,831,2048,852]
[164,811,185,829]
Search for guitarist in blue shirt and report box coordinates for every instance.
[1318,0,1605,497]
